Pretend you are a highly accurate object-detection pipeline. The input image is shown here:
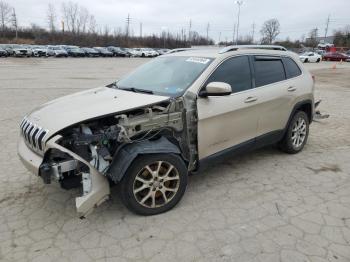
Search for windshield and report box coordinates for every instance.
[116,56,213,97]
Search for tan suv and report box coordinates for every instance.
[18,45,315,216]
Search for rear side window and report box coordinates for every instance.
[283,57,302,79]
[206,56,252,93]
[254,57,286,87]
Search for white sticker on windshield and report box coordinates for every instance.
[186,57,210,64]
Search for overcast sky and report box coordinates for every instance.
[9,0,350,42]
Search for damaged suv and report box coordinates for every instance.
[18,45,315,216]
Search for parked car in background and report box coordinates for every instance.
[47,46,68,57]
[12,44,33,57]
[166,48,196,54]
[64,47,86,57]
[128,48,142,57]
[93,47,113,57]
[18,45,315,216]
[299,52,322,63]
[323,52,350,61]
[31,45,49,57]
[156,48,170,55]
[0,46,8,57]
[135,48,159,57]
[81,47,100,57]
[107,46,128,57]
[2,45,14,56]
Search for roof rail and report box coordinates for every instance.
[219,45,287,54]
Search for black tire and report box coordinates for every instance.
[316,58,320,63]
[304,58,308,63]
[119,153,188,216]
[279,111,309,154]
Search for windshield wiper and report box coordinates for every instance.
[119,87,154,94]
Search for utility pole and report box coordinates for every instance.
[251,22,255,43]
[206,23,210,42]
[324,15,330,39]
[233,23,236,44]
[139,22,142,38]
[235,1,243,45]
[61,20,65,33]
[126,14,131,38]
[189,19,192,45]
[11,8,18,40]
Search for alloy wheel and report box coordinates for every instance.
[291,117,307,148]
[133,161,180,208]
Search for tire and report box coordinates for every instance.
[141,53,145,57]
[316,58,320,63]
[118,153,188,216]
[304,58,308,63]
[279,111,309,154]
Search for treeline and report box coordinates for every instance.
[0,26,213,48]
[0,1,214,48]
[333,27,350,47]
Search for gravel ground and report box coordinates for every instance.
[0,58,349,262]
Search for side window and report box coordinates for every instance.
[254,57,286,87]
[206,56,252,93]
[283,57,302,79]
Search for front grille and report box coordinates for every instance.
[20,117,49,154]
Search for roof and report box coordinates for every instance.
[165,45,293,59]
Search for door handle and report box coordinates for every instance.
[287,86,297,92]
[244,96,258,103]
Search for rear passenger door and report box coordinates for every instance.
[252,56,300,137]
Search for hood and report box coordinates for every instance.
[25,87,170,138]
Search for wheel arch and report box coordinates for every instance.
[284,100,313,134]
[106,137,182,183]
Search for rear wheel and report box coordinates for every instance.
[279,111,309,154]
[119,154,188,215]
[316,58,321,63]
[304,58,309,63]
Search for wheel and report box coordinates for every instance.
[316,58,320,63]
[141,53,145,57]
[118,153,188,215]
[279,111,309,154]
[304,58,308,63]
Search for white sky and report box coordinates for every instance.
[8,0,350,42]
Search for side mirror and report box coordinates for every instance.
[199,82,232,97]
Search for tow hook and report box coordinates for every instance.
[314,100,330,120]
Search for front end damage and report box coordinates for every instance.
[29,93,198,216]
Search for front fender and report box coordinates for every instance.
[106,137,181,183]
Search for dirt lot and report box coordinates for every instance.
[0,58,349,262]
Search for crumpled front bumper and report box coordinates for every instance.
[17,134,110,216]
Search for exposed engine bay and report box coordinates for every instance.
[39,94,198,215]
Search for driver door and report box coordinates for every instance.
[197,55,259,159]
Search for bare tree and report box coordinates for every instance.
[47,3,56,32]
[77,6,89,34]
[88,14,97,34]
[260,18,280,44]
[61,1,78,33]
[0,1,12,36]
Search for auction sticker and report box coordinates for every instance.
[186,57,211,64]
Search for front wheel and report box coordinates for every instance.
[279,111,309,154]
[119,154,188,215]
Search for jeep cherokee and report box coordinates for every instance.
[18,45,314,216]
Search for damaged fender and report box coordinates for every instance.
[106,137,181,182]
